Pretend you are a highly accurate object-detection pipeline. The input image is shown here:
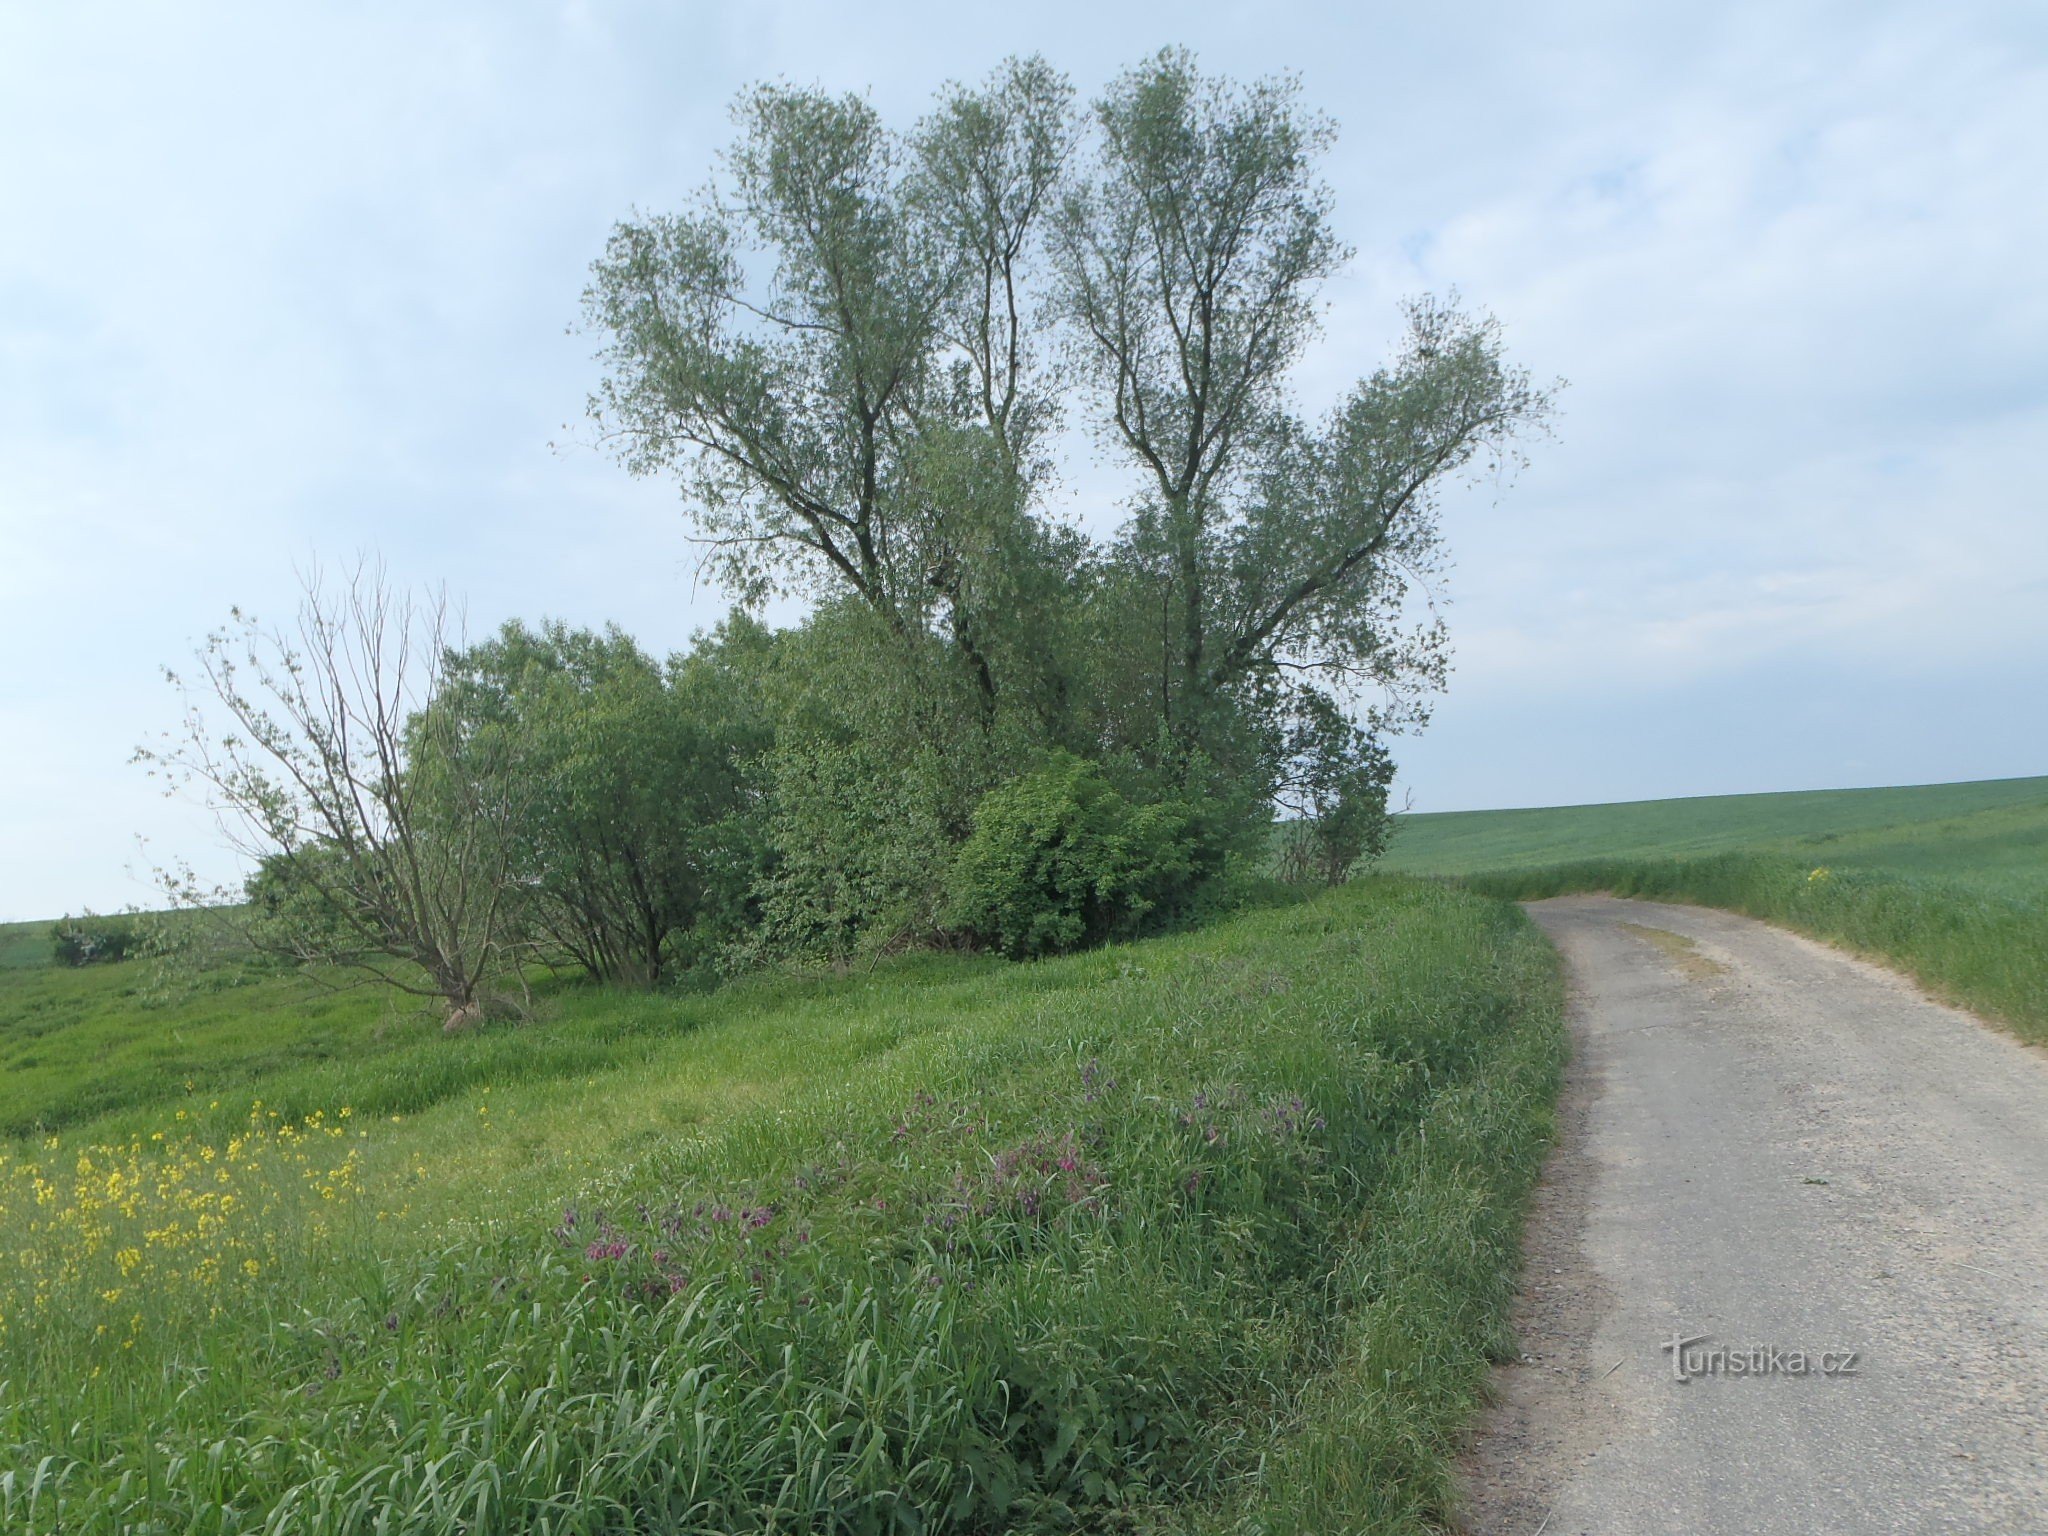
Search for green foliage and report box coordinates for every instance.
[737,605,994,964]
[583,49,1554,888]
[242,846,367,970]
[946,754,1221,958]
[0,877,1564,1535]
[1273,690,1396,885]
[47,914,139,968]
[751,734,961,963]
[1052,52,1548,763]
[583,66,1065,663]
[429,617,772,985]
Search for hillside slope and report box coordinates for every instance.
[1383,775,2048,1042]
[0,878,1563,1535]
[1384,774,2048,892]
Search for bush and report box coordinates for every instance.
[429,617,773,986]
[49,913,141,967]
[946,754,1219,959]
[1272,694,1396,886]
[749,736,961,966]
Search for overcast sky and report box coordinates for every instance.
[2,1,2043,920]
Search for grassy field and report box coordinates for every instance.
[1383,774,2048,891]
[1385,775,2048,1043]
[0,879,1563,1534]
[0,922,436,1140]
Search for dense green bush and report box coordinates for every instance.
[751,736,960,964]
[743,602,1047,967]
[423,617,774,987]
[48,914,140,967]
[946,754,1221,958]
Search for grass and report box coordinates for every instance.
[0,921,52,972]
[1385,774,2048,1044]
[0,949,420,1141]
[1382,773,2048,893]
[0,876,1564,1533]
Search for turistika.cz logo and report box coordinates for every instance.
[1661,1333,1861,1382]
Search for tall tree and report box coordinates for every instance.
[585,85,943,623]
[586,49,1555,902]
[138,564,522,1022]
[1053,50,1552,755]
[1051,49,1341,741]
[903,58,1077,721]
[585,63,1080,721]
[910,56,1073,485]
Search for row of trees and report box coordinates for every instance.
[144,50,1551,1021]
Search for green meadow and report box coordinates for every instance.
[0,879,1563,1534]
[1383,774,2048,890]
[1386,775,2048,1042]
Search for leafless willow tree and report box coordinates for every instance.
[137,563,524,1025]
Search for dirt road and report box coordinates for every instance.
[1459,895,2048,1534]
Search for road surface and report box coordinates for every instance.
[1459,895,2048,1534]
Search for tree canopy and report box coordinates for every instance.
[586,48,1553,799]
[152,49,1555,1010]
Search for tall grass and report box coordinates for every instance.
[0,876,1563,1534]
[1465,853,2048,1044]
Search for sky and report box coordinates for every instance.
[2,1,2044,920]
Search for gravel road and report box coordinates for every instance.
[1458,894,2048,1535]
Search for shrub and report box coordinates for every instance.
[1272,693,1396,886]
[750,736,961,966]
[946,754,1218,958]
[428,616,773,986]
[49,913,141,967]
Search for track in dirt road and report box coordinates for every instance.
[1459,895,2048,1535]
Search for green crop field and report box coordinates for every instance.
[0,879,1563,1534]
[1383,774,2048,891]
[1384,775,2048,1043]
